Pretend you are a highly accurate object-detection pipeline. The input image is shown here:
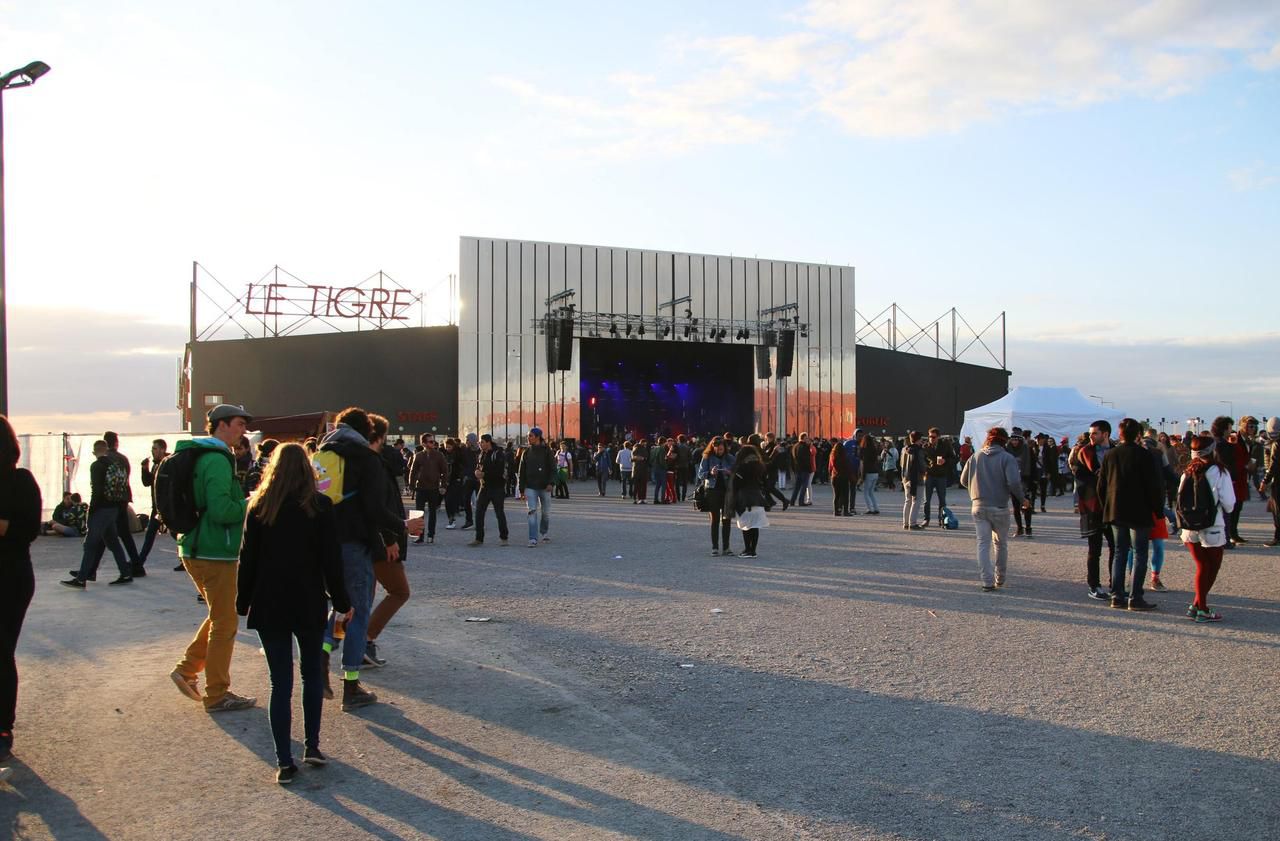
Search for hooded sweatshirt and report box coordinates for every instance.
[960,443,1023,508]
[320,424,406,560]
[175,437,245,562]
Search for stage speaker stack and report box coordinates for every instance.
[556,317,574,370]
[776,329,796,377]
[755,345,772,379]
[544,316,559,373]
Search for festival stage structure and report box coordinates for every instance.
[181,239,1010,440]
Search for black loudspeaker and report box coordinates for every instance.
[755,345,772,379]
[556,318,574,370]
[764,329,778,347]
[544,316,559,373]
[776,329,796,377]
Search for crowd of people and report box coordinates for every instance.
[0,406,1276,785]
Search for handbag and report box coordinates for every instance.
[693,484,708,512]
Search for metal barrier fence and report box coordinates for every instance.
[18,432,193,519]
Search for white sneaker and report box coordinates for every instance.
[541,536,551,543]
[528,539,538,547]
[445,522,456,530]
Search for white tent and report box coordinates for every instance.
[959,387,1126,445]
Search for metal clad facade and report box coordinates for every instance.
[459,236,857,440]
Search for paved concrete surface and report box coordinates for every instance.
[3,484,1278,840]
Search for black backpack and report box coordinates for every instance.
[1176,468,1218,531]
[154,447,233,536]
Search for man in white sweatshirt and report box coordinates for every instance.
[960,427,1028,591]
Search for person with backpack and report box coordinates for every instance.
[960,427,1026,591]
[102,431,146,577]
[1097,418,1164,612]
[62,440,132,588]
[1177,434,1237,622]
[167,404,256,712]
[236,442,350,784]
[317,407,407,711]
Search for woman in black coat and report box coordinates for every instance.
[0,416,41,763]
[237,443,351,784]
[733,443,769,558]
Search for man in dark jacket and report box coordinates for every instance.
[1097,417,1163,611]
[922,428,953,528]
[364,414,411,670]
[137,438,168,569]
[789,433,815,507]
[408,433,446,544]
[1074,420,1115,601]
[103,430,145,576]
[469,434,509,546]
[63,440,131,587]
[900,431,926,530]
[518,427,555,547]
[319,407,408,711]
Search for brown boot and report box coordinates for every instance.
[341,679,377,712]
[321,650,334,700]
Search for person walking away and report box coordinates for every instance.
[408,434,446,544]
[616,441,634,499]
[168,404,256,711]
[1038,435,1057,510]
[469,434,510,546]
[789,433,814,507]
[675,435,692,502]
[829,437,852,517]
[858,431,881,514]
[62,440,132,587]
[518,427,555,546]
[960,427,1026,590]
[1097,418,1164,611]
[364,414,411,668]
[593,443,610,496]
[922,428,952,527]
[317,407,408,711]
[0,416,41,762]
[900,431,926,530]
[236,443,351,783]
[733,441,769,558]
[1177,435,1236,621]
[697,437,737,556]
[763,439,791,511]
[101,431,146,577]
[138,438,170,569]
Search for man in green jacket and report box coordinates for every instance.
[170,404,255,712]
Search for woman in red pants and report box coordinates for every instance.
[1176,434,1236,622]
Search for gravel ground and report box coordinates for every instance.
[3,484,1278,840]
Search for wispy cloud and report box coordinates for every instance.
[494,1,1280,156]
[1227,163,1279,192]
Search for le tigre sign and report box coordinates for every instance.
[244,282,415,320]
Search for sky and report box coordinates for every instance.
[2,0,1278,433]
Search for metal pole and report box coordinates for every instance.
[0,87,8,416]
[1001,311,1007,369]
[190,261,197,344]
[951,308,957,361]
[891,303,897,351]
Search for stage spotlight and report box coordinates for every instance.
[691,318,699,326]
[609,323,618,336]
[662,324,671,337]
[800,325,809,338]
[638,324,645,335]
[626,323,633,336]
[682,325,691,338]
[743,328,750,340]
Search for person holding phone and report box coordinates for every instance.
[697,437,737,556]
[237,442,351,784]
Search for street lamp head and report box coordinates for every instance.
[2,60,51,89]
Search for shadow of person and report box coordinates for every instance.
[0,759,113,840]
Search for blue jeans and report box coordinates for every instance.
[258,626,324,768]
[862,473,880,512]
[789,472,813,505]
[524,488,551,542]
[1111,525,1151,601]
[923,476,948,521]
[1127,539,1165,574]
[79,507,129,580]
[325,542,374,672]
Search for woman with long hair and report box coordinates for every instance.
[733,441,769,558]
[697,437,737,556]
[0,416,41,763]
[631,439,650,504]
[237,443,351,784]
[1177,434,1236,622]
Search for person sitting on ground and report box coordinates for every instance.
[44,492,80,536]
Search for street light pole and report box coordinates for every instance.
[0,60,51,417]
